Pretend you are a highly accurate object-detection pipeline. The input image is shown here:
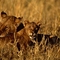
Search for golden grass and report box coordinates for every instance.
[0,0,60,60]
[0,0,60,36]
[0,38,60,60]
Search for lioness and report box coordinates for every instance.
[0,11,23,37]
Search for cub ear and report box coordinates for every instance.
[18,17,23,20]
[23,20,29,27]
[1,11,7,18]
[37,22,41,27]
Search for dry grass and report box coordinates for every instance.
[0,38,60,60]
[0,0,60,36]
[0,0,60,60]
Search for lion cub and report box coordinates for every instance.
[16,20,41,51]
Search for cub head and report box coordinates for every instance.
[23,20,41,40]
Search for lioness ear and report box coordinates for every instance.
[1,11,7,18]
[15,17,23,23]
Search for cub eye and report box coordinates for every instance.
[29,26,31,28]
[35,28,38,30]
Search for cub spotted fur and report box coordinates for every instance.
[16,20,41,51]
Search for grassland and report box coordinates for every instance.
[0,0,60,60]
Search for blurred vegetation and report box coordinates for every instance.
[0,0,60,36]
[0,0,60,60]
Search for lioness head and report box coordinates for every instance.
[0,11,23,37]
